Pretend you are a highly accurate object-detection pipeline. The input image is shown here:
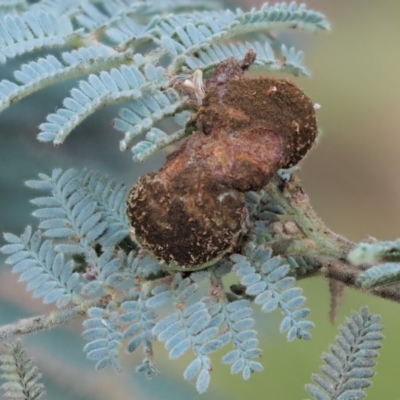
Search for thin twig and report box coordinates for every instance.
[0,296,111,341]
[265,174,400,304]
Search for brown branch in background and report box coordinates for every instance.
[266,173,400,305]
[321,260,400,303]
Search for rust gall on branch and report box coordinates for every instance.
[127,52,318,270]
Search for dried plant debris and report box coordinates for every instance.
[127,52,318,270]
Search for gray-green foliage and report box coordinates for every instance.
[305,306,384,400]
[348,240,400,288]
[0,0,386,398]
[1,168,314,393]
[0,339,46,400]
[231,243,314,342]
[0,0,329,162]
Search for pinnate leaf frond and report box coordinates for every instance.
[356,263,400,289]
[0,45,130,114]
[0,1,329,161]
[219,299,263,380]
[152,2,329,72]
[121,292,156,357]
[80,169,130,247]
[151,273,219,393]
[182,39,309,77]
[305,306,384,400]
[26,168,130,254]
[1,226,82,308]
[0,0,27,18]
[38,62,168,146]
[348,239,400,265]
[0,10,81,64]
[0,339,46,400]
[231,243,314,341]
[114,88,187,151]
[83,307,123,372]
[349,239,400,288]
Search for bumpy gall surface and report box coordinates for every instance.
[127,169,246,269]
[126,53,318,270]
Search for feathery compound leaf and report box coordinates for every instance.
[0,10,80,64]
[305,306,384,400]
[80,170,130,247]
[356,263,400,289]
[1,227,81,308]
[81,247,142,297]
[0,46,131,114]
[151,2,329,73]
[131,127,187,162]
[73,0,217,36]
[348,239,400,265]
[38,63,169,145]
[0,339,46,400]
[121,290,156,366]
[0,0,328,164]
[115,88,186,151]
[242,2,330,32]
[151,274,220,394]
[26,169,129,265]
[73,1,135,32]
[26,169,105,239]
[184,40,309,77]
[29,0,82,16]
[231,243,313,341]
[280,44,309,77]
[0,1,334,394]
[219,299,262,380]
[0,0,27,18]
[83,308,123,372]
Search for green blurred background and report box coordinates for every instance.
[1,1,400,399]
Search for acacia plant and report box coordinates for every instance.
[0,0,392,399]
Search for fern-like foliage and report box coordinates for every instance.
[114,87,188,156]
[83,307,123,372]
[151,3,328,73]
[348,239,400,265]
[218,298,263,380]
[231,243,314,342]
[0,10,81,64]
[148,266,264,393]
[0,339,46,400]
[305,306,384,400]
[1,167,316,393]
[2,169,131,307]
[2,226,82,308]
[348,240,400,288]
[153,286,218,392]
[0,45,129,114]
[356,263,400,289]
[38,61,168,145]
[26,168,130,256]
[182,40,308,77]
[0,0,27,19]
[0,0,329,161]
[0,0,333,395]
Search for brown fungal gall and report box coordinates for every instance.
[126,53,318,270]
[198,75,318,169]
[127,169,246,270]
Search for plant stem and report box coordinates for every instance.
[0,296,110,341]
[266,173,400,303]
